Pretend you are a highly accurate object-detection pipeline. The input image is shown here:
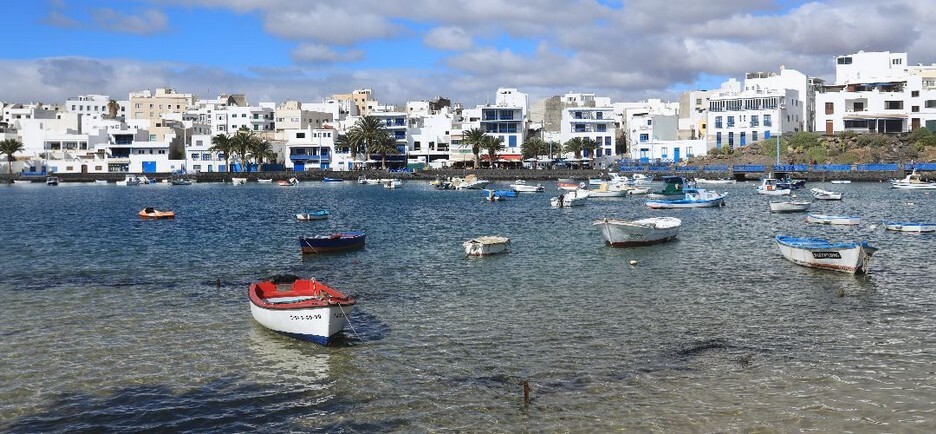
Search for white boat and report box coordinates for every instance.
[631,173,652,185]
[463,236,510,256]
[883,222,936,232]
[277,177,298,186]
[257,178,273,184]
[645,188,726,209]
[891,170,936,189]
[805,214,861,226]
[810,188,843,200]
[510,180,545,193]
[381,178,403,189]
[830,180,852,184]
[454,174,489,190]
[757,177,791,195]
[550,189,589,207]
[775,235,877,274]
[12,179,32,184]
[94,179,108,184]
[769,200,811,213]
[557,181,586,191]
[588,182,629,198]
[296,210,330,221]
[593,217,681,247]
[357,176,381,185]
[627,187,650,195]
[694,178,736,185]
[45,176,59,186]
[115,174,141,186]
[248,277,355,345]
[232,177,248,185]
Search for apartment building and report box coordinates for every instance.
[559,93,616,163]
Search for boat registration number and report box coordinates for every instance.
[290,314,322,320]
[812,252,842,259]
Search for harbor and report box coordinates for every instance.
[1,179,934,431]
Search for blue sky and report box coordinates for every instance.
[2,0,934,106]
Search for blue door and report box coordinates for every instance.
[673,148,680,162]
[294,162,305,172]
[142,161,156,173]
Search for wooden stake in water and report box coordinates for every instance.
[521,380,530,406]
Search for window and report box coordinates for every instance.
[751,115,759,127]
[639,134,649,142]
[696,98,702,105]
[595,112,603,120]
[715,116,723,129]
[716,132,722,147]
[825,102,834,115]
[728,132,734,149]
[647,119,652,126]
[837,56,852,64]
[764,115,772,127]
[597,124,606,132]
[926,100,936,108]
[296,132,305,138]
[727,116,735,127]
[912,90,919,97]
[752,131,758,142]
[893,58,902,65]
[574,111,583,119]
[661,147,668,159]
[885,101,903,110]
[912,106,919,113]
[191,153,200,160]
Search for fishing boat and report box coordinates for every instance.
[588,182,629,198]
[277,177,298,186]
[12,179,32,184]
[138,207,175,219]
[775,235,877,274]
[830,179,852,184]
[510,180,545,193]
[883,222,936,232]
[357,176,381,185]
[645,188,726,209]
[483,188,517,198]
[299,231,365,254]
[631,173,653,185]
[231,177,248,185]
[93,179,108,184]
[463,236,510,256]
[593,217,681,247]
[757,177,791,195]
[45,176,59,186]
[769,200,811,213]
[381,178,403,189]
[453,174,489,190]
[890,170,936,189]
[810,188,842,200]
[550,189,589,207]
[171,178,193,186]
[805,214,861,226]
[248,276,356,345]
[694,178,736,185]
[116,174,142,186]
[776,176,806,190]
[646,176,690,200]
[296,210,330,221]
[557,180,586,191]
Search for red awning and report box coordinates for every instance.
[482,154,522,161]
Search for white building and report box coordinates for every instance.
[406,110,454,167]
[705,67,811,150]
[185,134,229,173]
[557,93,617,165]
[816,51,936,134]
[283,127,339,171]
[214,105,275,136]
[628,139,708,163]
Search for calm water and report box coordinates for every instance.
[1,179,935,432]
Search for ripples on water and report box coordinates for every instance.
[1,180,935,432]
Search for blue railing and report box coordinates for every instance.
[773,164,808,172]
[703,165,729,172]
[733,165,765,172]
[907,162,936,171]
[674,166,698,172]
[856,163,898,171]
[813,164,852,171]
[618,165,645,172]
[648,166,671,172]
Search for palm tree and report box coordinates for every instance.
[106,99,120,119]
[563,137,584,168]
[248,138,276,172]
[367,132,398,170]
[334,133,360,170]
[1,138,25,180]
[581,137,598,167]
[522,136,546,169]
[462,128,486,169]
[209,133,234,173]
[231,128,254,172]
[481,135,505,169]
[348,116,389,168]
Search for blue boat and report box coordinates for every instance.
[296,210,330,221]
[645,188,727,209]
[322,177,344,182]
[483,188,517,198]
[299,231,365,254]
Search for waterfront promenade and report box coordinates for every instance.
[4,161,935,183]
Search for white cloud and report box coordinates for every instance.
[424,27,473,51]
[291,44,364,64]
[91,8,169,35]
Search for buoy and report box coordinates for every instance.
[629,260,637,266]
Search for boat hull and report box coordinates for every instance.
[248,279,355,345]
[593,217,681,247]
[463,236,510,256]
[299,232,365,254]
[550,190,588,207]
[512,184,544,192]
[884,222,936,232]
[810,188,842,200]
[775,235,877,274]
[769,201,811,213]
[805,214,861,225]
[297,211,329,221]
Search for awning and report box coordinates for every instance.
[482,154,522,161]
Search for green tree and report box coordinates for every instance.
[248,137,276,172]
[210,133,234,173]
[908,127,936,151]
[581,137,598,167]
[563,137,584,159]
[481,135,505,168]
[231,128,255,172]
[462,128,486,169]
[368,132,398,170]
[1,138,25,180]
[335,133,364,170]
[521,136,546,163]
[106,99,120,119]
[348,116,390,169]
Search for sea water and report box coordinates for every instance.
[1,180,934,432]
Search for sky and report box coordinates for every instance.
[2,0,934,108]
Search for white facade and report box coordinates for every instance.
[185,134,229,173]
[283,127,340,171]
[816,51,936,134]
[559,106,616,162]
[406,112,453,166]
[630,139,708,163]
